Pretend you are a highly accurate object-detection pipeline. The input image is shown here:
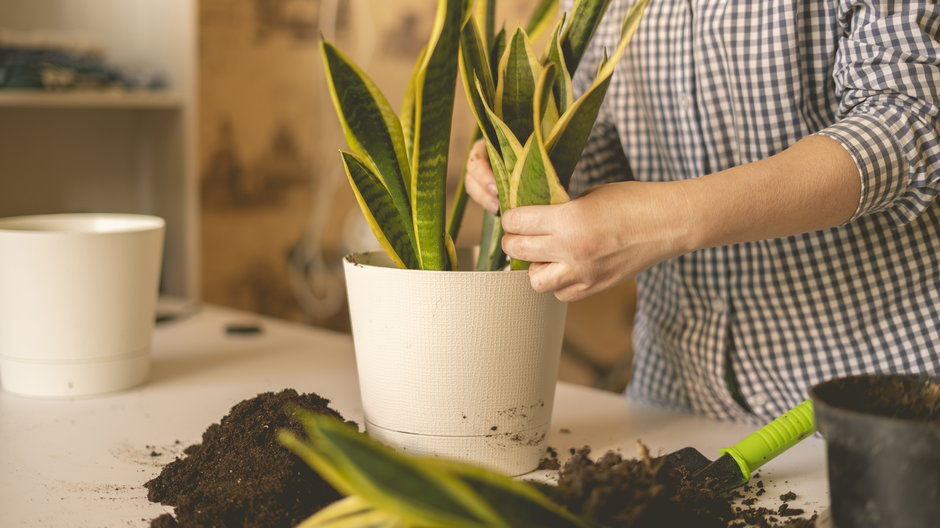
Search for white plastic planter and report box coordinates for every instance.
[343,250,567,476]
[0,213,164,397]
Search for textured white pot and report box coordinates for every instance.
[343,250,567,475]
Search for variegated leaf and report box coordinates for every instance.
[428,459,593,528]
[495,28,542,143]
[296,496,415,528]
[282,410,505,528]
[322,41,414,246]
[559,0,612,74]
[543,13,574,115]
[523,0,560,40]
[511,64,568,210]
[475,210,507,271]
[547,0,649,188]
[401,45,428,172]
[340,152,419,270]
[459,18,499,152]
[410,0,471,270]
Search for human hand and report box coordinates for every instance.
[501,181,695,302]
[464,139,501,215]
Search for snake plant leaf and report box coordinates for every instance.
[475,77,521,210]
[444,231,459,271]
[523,0,560,41]
[296,496,411,528]
[282,412,594,528]
[458,18,499,151]
[495,28,543,143]
[475,210,507,271]
[281,410,506,528]
[510,65,569,212]
[559,0,612,74]
[547,0,649,188]
[340,152,420,270]
[445,134,478,242]
[321,41,414,246]
[401,45,428,171]
[428,459,594,528]
[475,0,496,49]
[410,0,471,271]
[489,27,507,84]
[544,13,574,115]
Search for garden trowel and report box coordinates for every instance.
[660,399,816,492]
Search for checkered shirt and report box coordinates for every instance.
[567,0,940,422]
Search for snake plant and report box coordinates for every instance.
[323,0,469,271]
[323,0,647,271]
[460,0,649,269]
[279,409,596,528]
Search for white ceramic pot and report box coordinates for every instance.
[0,213,165,397]
[343,250,567,475]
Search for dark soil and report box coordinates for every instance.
[814,375,940,421]
[543,446,817,528]
[144,389,351,528]
[144,390,819,528]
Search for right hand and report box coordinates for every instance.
[465,139,501,215]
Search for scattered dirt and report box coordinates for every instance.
[542,445,818,528]
[144,389,351,528]
[538,446,562,470]
[143,390,819,528]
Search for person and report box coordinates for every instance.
[464,0,940,422]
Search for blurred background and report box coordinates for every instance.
[0,0,635,392]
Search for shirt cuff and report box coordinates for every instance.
[815,111,907,223]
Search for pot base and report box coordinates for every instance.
[366,420,549,476]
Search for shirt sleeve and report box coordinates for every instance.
[815,1,940,226]
[564,0,632,198]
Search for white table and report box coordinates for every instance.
[0,305,829,527]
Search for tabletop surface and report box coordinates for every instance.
[0,304,829,527]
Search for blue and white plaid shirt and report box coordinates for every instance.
[569,0,940,422]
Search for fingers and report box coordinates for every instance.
[526,262,573,293]
[528,262,601,302]
[502,232,562,263]
[465,140,499,214]
[501,205,558,235]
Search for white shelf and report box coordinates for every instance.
[0,0,199,301]
[0,89,185,109]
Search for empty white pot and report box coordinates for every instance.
[0,213,164,397]
[343,250,567,475]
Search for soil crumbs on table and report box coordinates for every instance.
[543,446,817,528]
[145,389,349,528]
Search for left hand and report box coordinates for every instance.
[501,181,695,302]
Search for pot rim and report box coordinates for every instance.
[810,373,940,429]
[344,249,530,276]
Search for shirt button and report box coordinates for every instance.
[680,94,692,110]
[712,299,726,312]
[751,393,769,408]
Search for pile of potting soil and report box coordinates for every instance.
[145,389,350,528]
[144,390,818,528]
[543,446,818,528]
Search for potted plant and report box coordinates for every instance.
[323,0,647,475]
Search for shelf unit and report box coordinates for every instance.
[0,0,199,300]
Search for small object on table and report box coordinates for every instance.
[224,322,263,335]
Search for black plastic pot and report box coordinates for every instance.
[810,374,940,528]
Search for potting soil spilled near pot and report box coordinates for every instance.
[144,389,350,528]
[145,390,817,528]
[541,446,818,528]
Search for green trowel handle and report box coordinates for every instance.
[719,399,816,482]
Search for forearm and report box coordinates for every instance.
[677,134,862,252]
